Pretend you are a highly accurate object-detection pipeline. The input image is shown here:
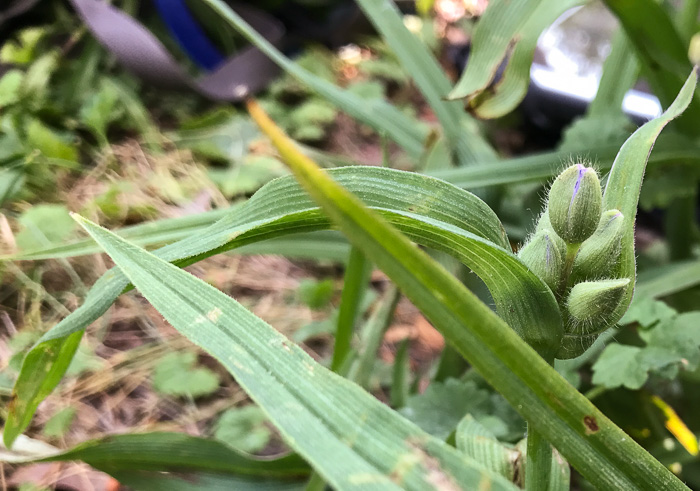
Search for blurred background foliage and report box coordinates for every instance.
[1,0,700,489]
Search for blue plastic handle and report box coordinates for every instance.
[153,0,225,71]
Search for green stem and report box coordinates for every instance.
[330,247,372,372]
[391,338,411,408]
[584,385,608,401]
[557,242,581,301]
[526,423,552,491]
[350,286,400,388]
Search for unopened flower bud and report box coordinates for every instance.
[566,278,630,334]
[534,208,567,256]
[518,229,563,293]
[547,164,602,244]
[570,209,625,284]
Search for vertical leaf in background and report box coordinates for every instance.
[331,247,371,372]
[602,0,700,132]
[201,0,428,160]
[451,0,585,118]
[73,215,518,491]
[586,31,640,118]
[246,74,695,488]
[354,0,496,164]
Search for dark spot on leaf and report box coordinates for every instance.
[7,392,18,412]
[583,415,599,434]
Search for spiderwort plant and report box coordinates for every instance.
[1,0,698,486]
[519,163,630,360]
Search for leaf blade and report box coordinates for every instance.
[73,214,517,491]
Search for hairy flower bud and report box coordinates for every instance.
[518,229,563,293]
[547,164,602,244]
[566,278,630,334]
[534,208,567,256]
[570,209,625,284]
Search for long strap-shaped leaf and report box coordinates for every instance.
[603,69,700,323]
[244,71,696,489]
[603,0,700,132]
[1,432,309,477]
[5,167,560,447]
[71,214,518,491]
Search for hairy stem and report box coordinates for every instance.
[557,243,581,301]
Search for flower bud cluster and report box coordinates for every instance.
[518,163,629,359]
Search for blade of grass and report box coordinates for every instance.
[428,133,700,189]
[448,0,541,100]
[7,132,700,263]
[331,247,372,372]
[1,432,308,490]
[1,432,309,476]
[602,0,700,133]
[586,30,640,119]
[349,286,401,389]
[246,75,694,488]
[603,69,699,322]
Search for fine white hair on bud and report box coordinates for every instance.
[570,209,625,284]
[518,229,563,294]
[565,278,631,335]
[547,164,603,244]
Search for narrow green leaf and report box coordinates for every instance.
[349,286,401,389]
[8,133,700,263]
[3,330,82,447]
[603,69,698,322]
[451,0,584,118]
[354,0,496,163]
[448,0,541,100]
[246,95,691,489]
[603,0,700,133]
[428,133,700,189]
[73,214,517,490]
[587,30,640,118]
[332,247,372,372]
[1,432,309,486]
[390,338,410,408]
